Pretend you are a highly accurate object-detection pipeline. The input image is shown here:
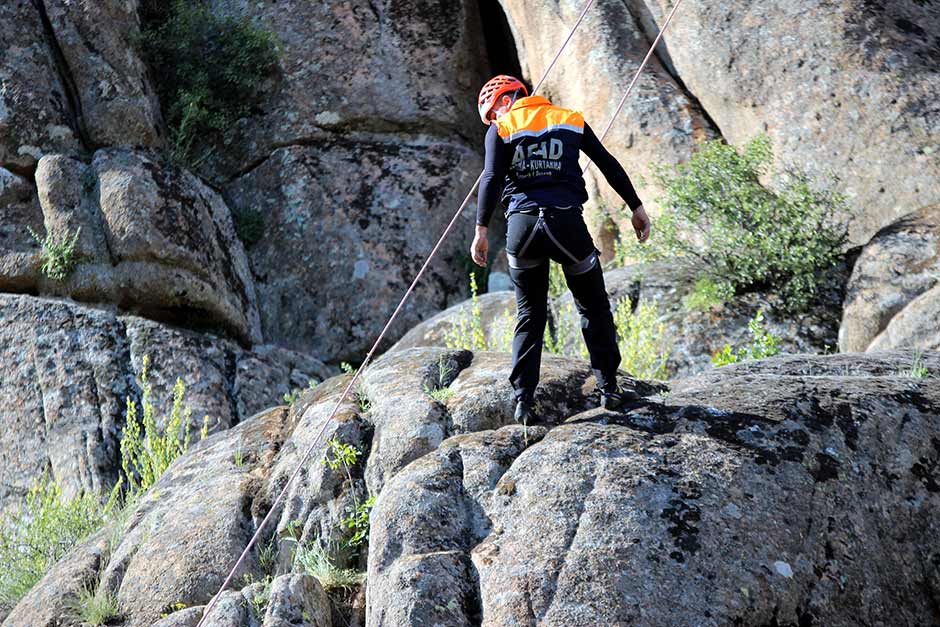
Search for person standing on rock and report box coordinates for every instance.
[470,75,652,424]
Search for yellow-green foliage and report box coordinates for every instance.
[613,299,670,380]
[0,475,117,610]
[683,277,734,312]
[444,272,487,351]
[711,310,781,366]
[0,356,205,613]
[65,578,120,626]
[120,355,206,494]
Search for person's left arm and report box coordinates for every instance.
[580,122,651,242]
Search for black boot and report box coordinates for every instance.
[599,383,639,411]
[514,398,542,424]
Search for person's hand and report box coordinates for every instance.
[471,225,488,267]
[632,204,651,242]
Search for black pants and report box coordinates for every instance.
[505,206,621,403]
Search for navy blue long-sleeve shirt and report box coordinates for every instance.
[476,120,643,227]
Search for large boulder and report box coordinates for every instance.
[368,350,940,626]
[631,0,940,245]
[0,0,82,172]
[42,0,164,148]
[840,203,940,352]
[225,139,481,361]
[0,293,328,518]
[496,0,719,253]
[33,148,262,344]
[8,347,938,626]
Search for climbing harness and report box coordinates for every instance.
[506,206,600,275]
[195,0,684,623]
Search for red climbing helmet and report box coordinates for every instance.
[477,75,528,125]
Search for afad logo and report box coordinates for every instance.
[512,138,564,172]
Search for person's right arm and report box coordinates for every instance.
[471,124,508,266]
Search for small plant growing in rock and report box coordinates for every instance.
[289,536,364,591]
[159,601,188,619]
[27,225,82,281]
[231,205,265,248]
[613,299,671,380]
[65,577,121,626]
[618,133,849,313]
[423,356,456,403]
[444,272,487,351]
[711,310,781,366]
[342,495,377,547]
[120,355,207,494]
[241,572,273,619]
[904,348,929,378]
[321,439,375,549]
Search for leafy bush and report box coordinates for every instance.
[612,299,671,380]
[683,277,734,312]
[0,475,117,610]
[27,226,82,281]
[711,310,781,366]
[139,0,279,165]
[321,439,374,549]
[619,134,849,312]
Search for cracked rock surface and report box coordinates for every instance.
[8,348,938,626]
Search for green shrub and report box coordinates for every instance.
[27,226,82,281]
[321,439,374,549]
[139,1,280,165]
[0,475,116,610]
[619,134,849,313]
[901,348,930,378]
[711,309,781,366]
[0,356,205,612]
[683,277,734,312]
[612,299,671,380]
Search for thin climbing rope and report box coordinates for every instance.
[195,0,683,622]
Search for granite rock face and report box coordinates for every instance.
[840,203,940,352]
[0,0,82,172]
[0,293,328,518]
[6,348,939,626]
[367,351,940,626]
[42,0,164,148]
[225,139,481,361]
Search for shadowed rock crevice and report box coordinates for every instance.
[622,0,726,140]
[478,0,523,79]
[31,0,90,151]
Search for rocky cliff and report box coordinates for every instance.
[0,0,939,625]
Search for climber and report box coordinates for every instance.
[470,74,651,424]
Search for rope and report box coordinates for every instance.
[196,1,687,622]
[193,2,599,624]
